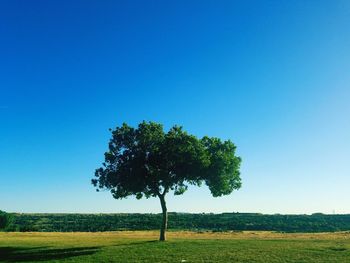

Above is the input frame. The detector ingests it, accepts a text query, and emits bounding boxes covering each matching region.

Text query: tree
[0,210,11,230]
[92,121,242,241]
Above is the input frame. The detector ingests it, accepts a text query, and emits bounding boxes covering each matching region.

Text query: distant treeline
[5,213,350,233]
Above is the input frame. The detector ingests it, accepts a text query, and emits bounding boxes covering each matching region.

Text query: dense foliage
[6,213,350,233]
[0,210,11,230]
[93,122,241,199]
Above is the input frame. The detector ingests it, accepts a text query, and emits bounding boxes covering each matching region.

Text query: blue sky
[1,1,349,214]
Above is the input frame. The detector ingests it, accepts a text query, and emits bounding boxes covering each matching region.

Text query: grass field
[0,231,349,262]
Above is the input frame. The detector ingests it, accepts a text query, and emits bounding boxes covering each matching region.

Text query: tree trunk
[159,194,168,241]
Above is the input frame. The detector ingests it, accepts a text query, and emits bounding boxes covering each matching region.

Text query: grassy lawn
[0,231,349,262]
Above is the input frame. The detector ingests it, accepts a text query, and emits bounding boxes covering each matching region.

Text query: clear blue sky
[1,1,349,214]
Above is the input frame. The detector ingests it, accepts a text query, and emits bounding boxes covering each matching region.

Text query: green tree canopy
[92,121,242,240]
[0,210,11,230]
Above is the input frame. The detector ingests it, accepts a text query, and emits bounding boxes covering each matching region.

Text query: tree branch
[161,187,168,196]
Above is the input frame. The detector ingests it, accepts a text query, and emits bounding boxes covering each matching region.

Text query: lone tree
[92,121,241,241]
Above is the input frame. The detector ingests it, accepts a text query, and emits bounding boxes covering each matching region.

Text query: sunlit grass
[1,231,349,262]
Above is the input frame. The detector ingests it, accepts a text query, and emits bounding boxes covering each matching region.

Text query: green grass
[0,231,349,262]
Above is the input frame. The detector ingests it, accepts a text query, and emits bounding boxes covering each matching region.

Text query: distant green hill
[6,212,350,233]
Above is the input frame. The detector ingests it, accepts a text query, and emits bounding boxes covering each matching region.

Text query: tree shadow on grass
[111,240,159,248]
[0,246,100,262]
